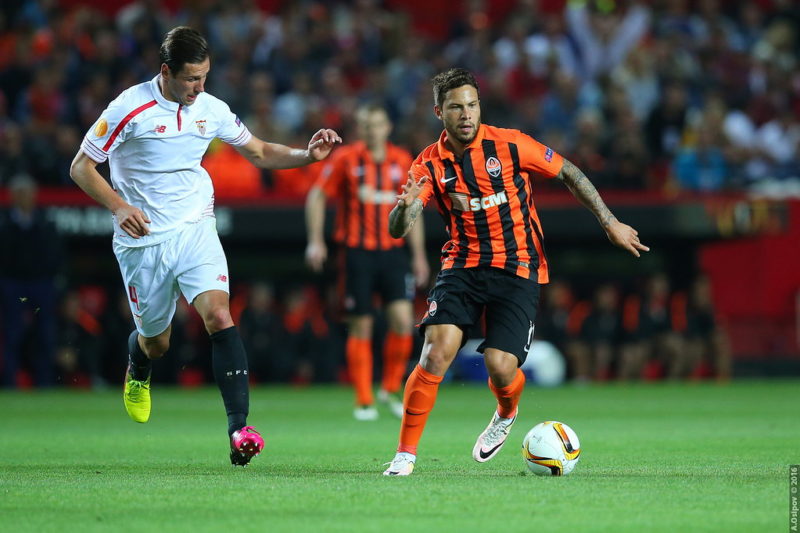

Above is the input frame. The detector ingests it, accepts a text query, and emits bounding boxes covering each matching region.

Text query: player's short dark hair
[356,102,389,117]
[432,68,480,107]
[159,26,209,74]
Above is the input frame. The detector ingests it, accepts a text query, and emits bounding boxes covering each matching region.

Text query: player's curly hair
[159,26,209,74]
[431,68,480,108]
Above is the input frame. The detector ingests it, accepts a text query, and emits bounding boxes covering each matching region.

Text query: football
[522,421,581,476]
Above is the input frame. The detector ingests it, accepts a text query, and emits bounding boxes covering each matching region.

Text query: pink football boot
[229,426,264,466]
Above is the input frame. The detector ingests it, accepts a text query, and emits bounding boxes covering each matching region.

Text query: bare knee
[202,307,234,334]
[484,349,519,387]
[418,325,462,376]
[386,301,413,335]
[348,315,373,339]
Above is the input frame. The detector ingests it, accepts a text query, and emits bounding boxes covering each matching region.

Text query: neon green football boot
[123,365,151,423]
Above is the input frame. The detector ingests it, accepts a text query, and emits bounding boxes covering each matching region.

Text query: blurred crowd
[0,0,789,387]
[536,273,731,383]
[0,176,730,388]
[0,0,798,197]
[0,267,731,389]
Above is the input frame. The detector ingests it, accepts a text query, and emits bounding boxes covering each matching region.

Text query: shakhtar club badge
[196,120,207,135]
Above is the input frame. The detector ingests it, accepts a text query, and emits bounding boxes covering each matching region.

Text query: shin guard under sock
[397,365,443,455]
[210,326,249,436]
[127,330,151,381]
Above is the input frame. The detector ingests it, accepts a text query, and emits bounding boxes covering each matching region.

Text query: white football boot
[472,410,517,462]
[383,452,416,476]
[353,405,379,421]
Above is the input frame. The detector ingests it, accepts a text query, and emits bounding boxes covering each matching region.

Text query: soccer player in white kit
[69,27,341,466]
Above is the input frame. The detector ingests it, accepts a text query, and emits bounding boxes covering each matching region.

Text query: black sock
[127,330,152,381]
[210,326,249,436]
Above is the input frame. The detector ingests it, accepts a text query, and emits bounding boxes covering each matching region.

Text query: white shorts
[113,218,229,337]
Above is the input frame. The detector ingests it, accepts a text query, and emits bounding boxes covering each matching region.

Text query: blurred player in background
[305,104,429,421]
[69,26,341,466]
[0,174,62,388]
[383,68,648,476]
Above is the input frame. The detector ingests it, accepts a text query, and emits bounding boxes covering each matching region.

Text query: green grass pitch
[0,380,796,532]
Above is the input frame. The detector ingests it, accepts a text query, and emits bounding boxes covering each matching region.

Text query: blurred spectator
[56,288,103,387]
[0,123,28,183]
[571,283,622,382]
[645,81,689,165]
[281,284,339,384]
[0,174,62,387]
[753,106,800,181]
[671,275,732,381]
[672,122,729,192]
[619,273,684,381]
[565,0,650,83]
[535,279,585,379]
[239,282,285,382]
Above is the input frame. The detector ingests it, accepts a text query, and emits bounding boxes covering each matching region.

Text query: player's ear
[433,105,442,120]
[160,63,171,80]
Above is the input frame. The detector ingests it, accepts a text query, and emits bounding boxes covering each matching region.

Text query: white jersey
[81,75,252,247]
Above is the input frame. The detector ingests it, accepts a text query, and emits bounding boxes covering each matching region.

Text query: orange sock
[381,332,413,393]
[488,368,525,418]
[397,365,443,455]
[346,337,373,406]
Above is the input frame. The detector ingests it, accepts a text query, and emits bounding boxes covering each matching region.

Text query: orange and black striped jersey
[413,124,564,283]
[316,141,413,250]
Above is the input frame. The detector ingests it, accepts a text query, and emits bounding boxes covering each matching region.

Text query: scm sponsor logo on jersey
[469,191,508,212]
[358,185,396,205]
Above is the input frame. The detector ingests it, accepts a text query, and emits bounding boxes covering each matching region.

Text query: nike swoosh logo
[440,176,457,184]
[479,442,505,459]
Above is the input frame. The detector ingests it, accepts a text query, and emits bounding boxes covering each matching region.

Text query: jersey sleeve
[516,131,564,179]
[410,158,435,207]
[80,97,138,163]
[214,101,252,147]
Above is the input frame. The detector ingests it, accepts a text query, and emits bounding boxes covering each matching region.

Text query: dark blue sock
[127,330,151,381]
[210,326,249,436]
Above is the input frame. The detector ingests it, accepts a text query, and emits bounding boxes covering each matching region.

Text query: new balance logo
[217,274,228,282]
[154,125,167,133]
[469,191,508,211]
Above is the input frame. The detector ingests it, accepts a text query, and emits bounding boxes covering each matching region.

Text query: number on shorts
[128,285,140,311]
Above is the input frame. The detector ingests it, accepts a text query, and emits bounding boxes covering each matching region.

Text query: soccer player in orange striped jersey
[383,68,648,476]
[305,104,430,421]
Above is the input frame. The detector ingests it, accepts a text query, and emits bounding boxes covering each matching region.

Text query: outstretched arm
[388,172,428,239]
[556,158,650,257]
[235,128,342,169]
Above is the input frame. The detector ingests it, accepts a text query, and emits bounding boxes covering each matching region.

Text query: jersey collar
[437,123,486,161]
[150,74,181,110]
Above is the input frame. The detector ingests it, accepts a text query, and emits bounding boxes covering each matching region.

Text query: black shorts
[341,247,415,315]
[419,267,540,365]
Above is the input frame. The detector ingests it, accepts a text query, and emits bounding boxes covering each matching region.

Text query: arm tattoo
[389,198,424,238]
[556,158,617,228]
